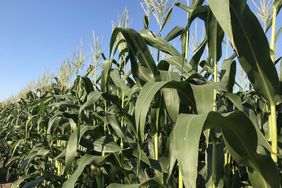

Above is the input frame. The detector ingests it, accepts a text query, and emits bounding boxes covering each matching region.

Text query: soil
[0,183,11,188]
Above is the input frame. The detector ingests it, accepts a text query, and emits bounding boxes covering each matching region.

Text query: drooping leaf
[189,40,207,71]
[205,8,224,61]
[106,112,125,138]
[79,91,102,113]
[110,69,130,95]
[220,59,236,92]
[101,60,113,92]
[110,28,157,80]
[160,71,180,122]
[208,0,234,47]
[93,136,122,153]
[190,83,215,113]
[159,56,195,76]
[209,0,280,103]
[175,2,193,14]
[164,26,184,42]
[140,29,182,57]
[168,111,280,188]
[135,80,218,142]
[224,92,243,111]
[62,154,108,188]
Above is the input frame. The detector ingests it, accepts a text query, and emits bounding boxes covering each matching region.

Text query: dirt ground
[0,183,11,188]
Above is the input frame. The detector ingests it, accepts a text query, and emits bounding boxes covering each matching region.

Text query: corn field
[0,0,282,187]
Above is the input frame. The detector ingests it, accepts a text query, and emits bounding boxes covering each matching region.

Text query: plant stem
[55,140,62,175]
[269,5,278,163]
[270,7,277,61]
[212,22,218,188]
[154,108,160,160]
[212,138,217,187]
[154,132,158,160]
[270,102,278,162]
[179,167,183,188]
[120,56,126,149]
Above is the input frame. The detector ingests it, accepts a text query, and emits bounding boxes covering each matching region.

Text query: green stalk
[270,7,277,61]
[179,167,183,188]
[154,108,160,160]
[102,87,107,157]
[120,56,126,149]
[120,90,125,149]
[211,78,217,188]
[212,136,217,187]
[212,23,218,188]
[55,140,62,175]
[270,102,278,162]
[154,132,158,160]
[269,6,278,163]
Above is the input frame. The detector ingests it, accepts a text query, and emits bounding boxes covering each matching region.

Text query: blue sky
[0,0,187,101]
[0,0,142,100]
[0,0,281,101]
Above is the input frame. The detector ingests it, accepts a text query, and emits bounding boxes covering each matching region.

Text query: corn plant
[0,0,282,187]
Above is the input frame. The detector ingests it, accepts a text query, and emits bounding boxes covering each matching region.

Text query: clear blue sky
[0,0,281,101]
[0,0,187,101]
[0,0,140,100]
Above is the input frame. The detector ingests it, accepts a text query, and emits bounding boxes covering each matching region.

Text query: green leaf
[224,92,243,111]
[275,26,282,44]
[143,15,149,29]
[93,136,122,153]
[140,29,182,57]
[79,91,102,114]
[205,8,224,61]
[160,7,173,32]
[220,59,236,92]
[64,118,79,172]
[110,69,130,95]
[22,174,50,188]
[208,0,234,48]
[159,56,195,76]
[107,179,162,188]
[175,2,193,14]
[106,112,125,139]
[187,5,208,28]
[138,66,155,82]
[169,113,206,188]
[190,83,216,113]
[160,71,180,122]
[209,0,280,103]
[169,111,280,188]
[107,184,140,188]
[47,116,62,141]
[273,0,282,13]
[164,26,184,42]
[135,82,168,143]
[111,28,157,79]
[62,154,108,188]
[135,80,217,142]
[189,40,207,71]
[101,60,112,92]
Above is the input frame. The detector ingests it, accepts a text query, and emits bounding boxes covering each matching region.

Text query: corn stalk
[269,2,278,162]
